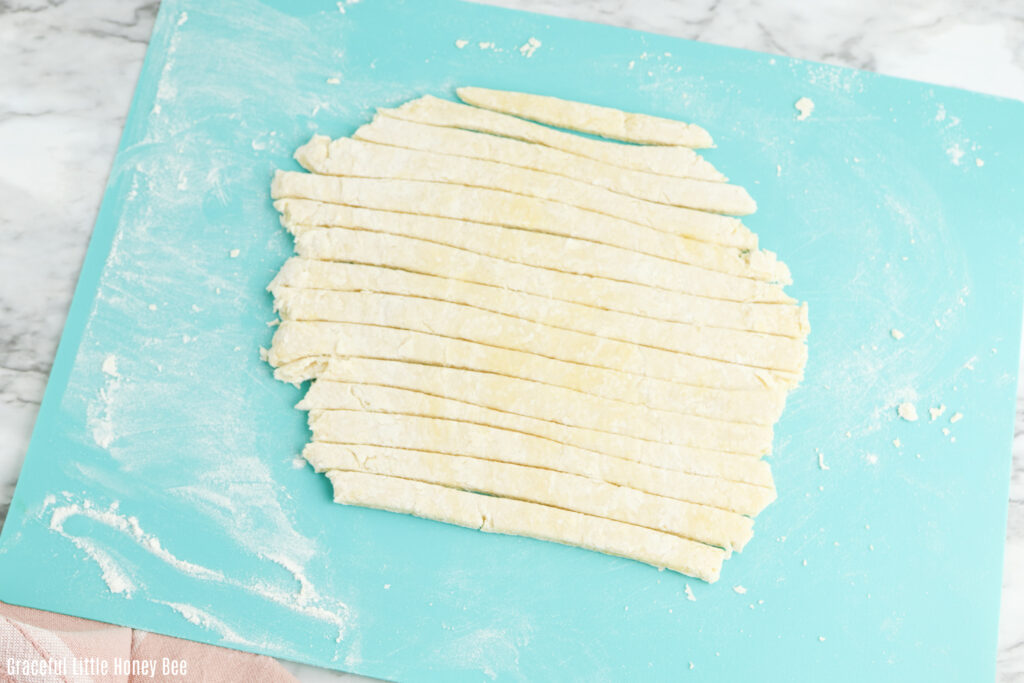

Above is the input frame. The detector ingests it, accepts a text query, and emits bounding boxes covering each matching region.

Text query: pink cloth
[0,601,297,683]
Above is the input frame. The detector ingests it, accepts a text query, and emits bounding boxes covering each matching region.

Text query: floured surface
[0,0,1022,682]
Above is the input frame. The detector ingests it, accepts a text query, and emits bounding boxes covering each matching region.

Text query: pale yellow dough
[354,116,741,221]
[385,95,718,179]
[308,423,753,551]
[263,89,811,581]
[271,285,807,374]
[326,471,726,582]
[456,86,715,148]
[271,171,790,285]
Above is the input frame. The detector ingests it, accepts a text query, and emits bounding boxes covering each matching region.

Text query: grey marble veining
[0,1,1021,680]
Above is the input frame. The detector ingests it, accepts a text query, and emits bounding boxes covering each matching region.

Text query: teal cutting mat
[1,0,1022,680]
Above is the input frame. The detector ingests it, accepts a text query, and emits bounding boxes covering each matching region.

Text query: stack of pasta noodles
[266,87,808,583]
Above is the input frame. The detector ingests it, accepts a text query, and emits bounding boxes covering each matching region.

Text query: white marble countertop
[0,1,1021,680]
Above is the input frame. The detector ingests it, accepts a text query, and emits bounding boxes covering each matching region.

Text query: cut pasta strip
[325,470,726,582]
[306,440,772,516]
[282,218,794,307]
[299,134,755,222]
[301,369,772,455]
[271,267,804,374]
[384,96,719,180]
[354,116,747,225]
[457,86,715,148]
[309,423,754,550]
[275,235,807,335]
[271,171,789,284]
[299,357,778,427]
[268,320,800,392]
[266,320,786,427]
[273,287,806,379]
[302,384,774,487]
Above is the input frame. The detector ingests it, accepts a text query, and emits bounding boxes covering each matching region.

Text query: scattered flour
[865,453,879,465]
[946,143,965,166]
[795,97,815,121]
[455,39,468,49]
[733,585,747,595]
[685,584,696,602]
[157,602,249,645]
[101,355,119,378]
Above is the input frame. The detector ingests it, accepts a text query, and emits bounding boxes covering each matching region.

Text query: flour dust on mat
[265,87,810,583]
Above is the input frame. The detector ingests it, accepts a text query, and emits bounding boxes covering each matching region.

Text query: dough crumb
[384,584,391,590]
[478,41,495,50]
[291,457,306,469]
[795,97,815,121]
[844,431,852,438]
[929,404,946,421]
[259,347,269,361]
[892,438,901,448]
[897,402,918,422]
[148,303,158,311]
[229,249,240,258]
[518,37,541,58]
[733,585,747,595]
[942,427,951,436]
[817,451,829,470]
[890,328,904,340]
[326,77,340,84]
[950,412,963,423]
[865,453,879,465]
[818,636,826,642]
[101,355,119,378]
[685,584,696,602]
[454,39,468,49]
[975,158,985,167]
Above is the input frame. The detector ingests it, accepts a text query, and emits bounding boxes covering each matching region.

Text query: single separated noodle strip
[384,96,721,180]
[271,172,789,285]
[354,116,749,225]
[307,418,754,551]
[299,134,755,221]
[457,86,715,148]
[325,470,726,582]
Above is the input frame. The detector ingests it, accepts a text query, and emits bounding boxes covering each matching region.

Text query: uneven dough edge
[455,87,715,148]
[325,470,725,582]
